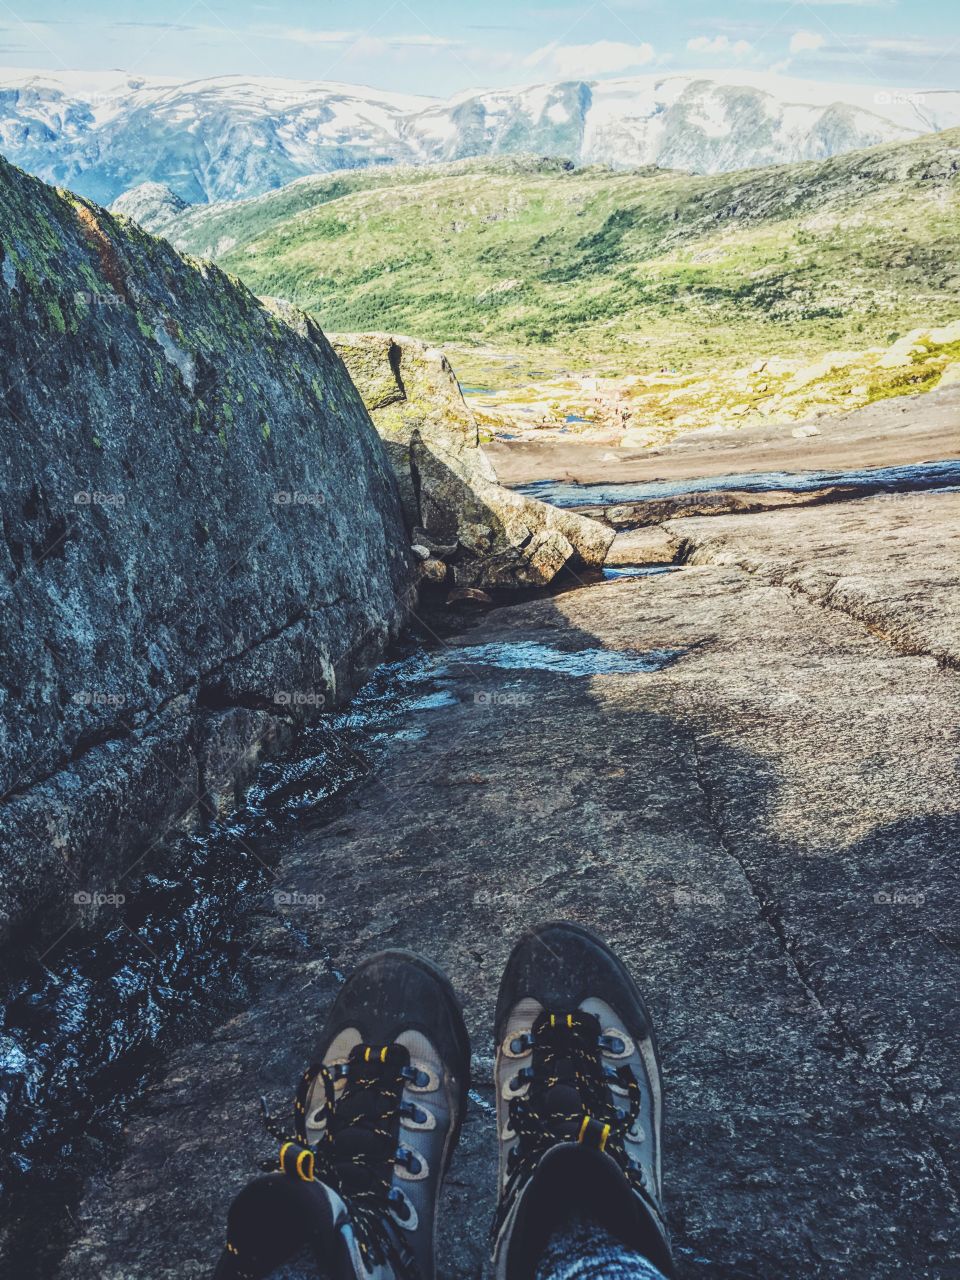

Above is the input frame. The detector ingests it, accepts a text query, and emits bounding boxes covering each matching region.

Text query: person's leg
[534,1219,670,1280]
[213,950,470,1280]
[491,922,675,1280]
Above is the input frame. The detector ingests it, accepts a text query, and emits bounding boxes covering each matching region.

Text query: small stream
[603,565,679,580]
[514,457,960,507]
[0,644,453,1271]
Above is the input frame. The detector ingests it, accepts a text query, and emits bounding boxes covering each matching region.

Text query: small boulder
[606,527,679,566]
[420,558,448,585]
[411,527,459,559]
[458,522,494,555]
[411,432,613,589]
[445,587,494,608]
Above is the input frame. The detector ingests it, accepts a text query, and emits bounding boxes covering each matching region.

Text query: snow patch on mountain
[2,65,959,205]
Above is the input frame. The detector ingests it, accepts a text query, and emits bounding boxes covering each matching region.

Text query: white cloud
[867,37,944,56]
[687,35,754,58]
[255,27,357,46]
[383,34,463,49]
[255,26,460,50]
[526,39,656,78]
[789,30,827,54]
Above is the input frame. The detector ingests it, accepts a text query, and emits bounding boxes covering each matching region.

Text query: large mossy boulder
[332,333,614,588]
[0,157,413,943]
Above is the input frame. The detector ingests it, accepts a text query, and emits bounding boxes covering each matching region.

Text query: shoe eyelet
[402,1062,439,1092]
[400,1101,436,1131]
[599,1028,635,1059]
[618,1109,646,1144]
[324,1059,350,1089]
[395,1145,429,1181]
[502,1067,533,1100]
[603,1066,629,1096]
[502,1030,534,1058]
[387,1187,419,1230]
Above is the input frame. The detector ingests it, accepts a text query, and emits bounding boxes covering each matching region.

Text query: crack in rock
[689,728,960,1211]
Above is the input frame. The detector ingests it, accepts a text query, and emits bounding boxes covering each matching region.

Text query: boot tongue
[531,1011,603,1141]
[330,1044,409,1195]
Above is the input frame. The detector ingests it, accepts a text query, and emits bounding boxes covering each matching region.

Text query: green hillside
[160,134,960,374]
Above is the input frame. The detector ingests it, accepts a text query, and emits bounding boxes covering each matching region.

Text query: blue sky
[1,0,958,96]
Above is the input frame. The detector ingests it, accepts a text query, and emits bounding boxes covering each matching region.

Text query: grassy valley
[156,133,960,438]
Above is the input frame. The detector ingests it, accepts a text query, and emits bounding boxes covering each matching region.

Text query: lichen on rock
[0,156,413,945]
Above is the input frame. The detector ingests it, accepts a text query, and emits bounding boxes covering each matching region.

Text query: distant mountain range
[2,66,960,204]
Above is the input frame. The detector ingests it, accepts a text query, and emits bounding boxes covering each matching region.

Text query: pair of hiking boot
[214,922,674,1280]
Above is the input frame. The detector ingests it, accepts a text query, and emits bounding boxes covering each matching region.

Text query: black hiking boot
[214,950,470,1280]
[491,922,674,1280]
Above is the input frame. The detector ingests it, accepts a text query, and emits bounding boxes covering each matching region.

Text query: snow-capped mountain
[2,65,959,204]
[0,70,432,203]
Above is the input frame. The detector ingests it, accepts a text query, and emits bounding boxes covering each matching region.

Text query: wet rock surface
[57,492,959,1279]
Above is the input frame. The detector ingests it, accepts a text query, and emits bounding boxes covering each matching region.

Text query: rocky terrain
[0,158,614,956]
[5,67,959,204]
[485,382,960,489]
[55,482,960,1279]
[0,165,624,1274]
[461,323,960,447]
[0,155,419,948]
